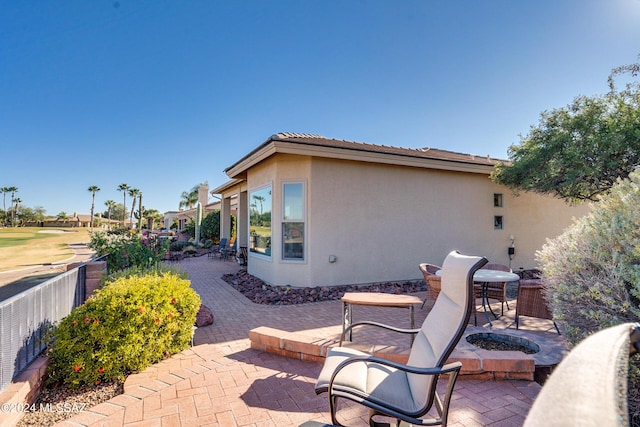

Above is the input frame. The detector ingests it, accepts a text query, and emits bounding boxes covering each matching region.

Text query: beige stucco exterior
[213,134,591,288]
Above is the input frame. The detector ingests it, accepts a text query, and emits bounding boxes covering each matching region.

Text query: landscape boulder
[196,304,214,327]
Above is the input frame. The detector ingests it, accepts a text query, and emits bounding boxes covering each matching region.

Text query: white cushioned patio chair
[315,251,487,427]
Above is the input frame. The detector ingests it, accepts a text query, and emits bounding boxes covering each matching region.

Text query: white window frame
[281,180,306,262]
[248,183,273,260]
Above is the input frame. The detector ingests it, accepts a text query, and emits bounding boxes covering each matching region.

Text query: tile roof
[268,132,504,166]
[223,132,507,179]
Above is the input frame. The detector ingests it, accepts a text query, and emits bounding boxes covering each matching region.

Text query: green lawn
[0,227,91,272]
[0,230,52,247]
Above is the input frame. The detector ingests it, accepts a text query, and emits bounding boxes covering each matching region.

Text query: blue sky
[1,0,639,217]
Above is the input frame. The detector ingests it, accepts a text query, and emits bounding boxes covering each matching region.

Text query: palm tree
[128,188,140,229]
[7,186,18,226]
[105,200,116,230]
[88,185,100,230]
[57,211,69,223]
[1,186,9,212]
[179,184,201,210]
[144,208,163,230]
[12,197,21,226]
[117,183,130,227]
[0,187,9,226]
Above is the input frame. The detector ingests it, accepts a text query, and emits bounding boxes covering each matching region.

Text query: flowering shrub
[90,230,168,272]
[46,271,201,388]
[538,169,640,424]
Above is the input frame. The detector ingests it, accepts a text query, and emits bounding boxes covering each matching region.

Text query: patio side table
[341,292,423,344]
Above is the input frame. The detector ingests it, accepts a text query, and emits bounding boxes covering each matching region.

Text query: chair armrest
[340,321,420,345]
[329,354,462,390]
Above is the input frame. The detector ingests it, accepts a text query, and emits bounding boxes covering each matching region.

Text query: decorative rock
[221,270,428,305]
[195,304,214,326]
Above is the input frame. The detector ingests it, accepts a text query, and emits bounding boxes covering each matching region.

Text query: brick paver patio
[55,256,544,427]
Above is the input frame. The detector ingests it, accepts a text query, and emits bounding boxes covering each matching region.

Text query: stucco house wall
[213,133,591,288]
[307,157,586,285]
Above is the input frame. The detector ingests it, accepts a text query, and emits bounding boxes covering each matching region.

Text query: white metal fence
[0,266,86,393]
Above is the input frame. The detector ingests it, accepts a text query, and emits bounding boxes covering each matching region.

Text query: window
[494,193,503,207]
[249,185,272,256]
[494,215,503,230]
[282,182,305,260]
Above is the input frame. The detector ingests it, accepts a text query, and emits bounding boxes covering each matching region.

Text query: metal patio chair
[515,279,560,334]
[314,251,487,427]
[418,262,441,309]
[211,237,227,259]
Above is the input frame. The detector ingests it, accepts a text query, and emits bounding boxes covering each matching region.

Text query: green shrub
[46,271,201,388]
[538,169,640,424]
[90,230,168,272]
[182,245,198,255]
[101,263,185,287]
[169,240,191,252]
[184,210,236,242]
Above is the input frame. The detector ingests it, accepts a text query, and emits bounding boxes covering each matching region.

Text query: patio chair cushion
[316,347,420,413]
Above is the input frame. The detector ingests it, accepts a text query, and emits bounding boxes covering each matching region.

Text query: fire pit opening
[466,332,540,355]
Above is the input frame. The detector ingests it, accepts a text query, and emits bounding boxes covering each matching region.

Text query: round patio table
[436,269,520,326]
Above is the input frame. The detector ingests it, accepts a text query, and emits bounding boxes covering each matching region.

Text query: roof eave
[224,139,497,177]
[210,179,245,195]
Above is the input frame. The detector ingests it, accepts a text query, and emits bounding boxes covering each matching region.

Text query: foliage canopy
[538,170,640,423]
[492,57,640,203]
[46,270,200,388]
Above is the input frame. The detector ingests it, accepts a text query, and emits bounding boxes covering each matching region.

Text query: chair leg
[329,395,344,427]
[369,421,393,427]
[368,409,394,427]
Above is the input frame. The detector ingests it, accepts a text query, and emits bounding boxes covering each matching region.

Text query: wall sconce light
[508,235,516,259]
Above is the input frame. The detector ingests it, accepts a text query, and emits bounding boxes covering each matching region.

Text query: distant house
[212,132,591,288]
[163,184,238,231]
[23,213,115,228]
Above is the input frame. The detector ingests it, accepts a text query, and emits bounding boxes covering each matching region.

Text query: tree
[57,212,69,223]
[538,170,640,423]
[128,188,140,229]
[104,200,116,229]
[16,206,41,225]
[33,206,46,223]
[200,210,221,242]
[491,56,640,203]
[117,183,130,227]
[7,186,18,226]
[144,208,163,230]
[184,210,235,242]
[0,187,9,225]
[12,196,21,226]
[103,202,125,229]
[179,184,203,210]
[88,185,100,229]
